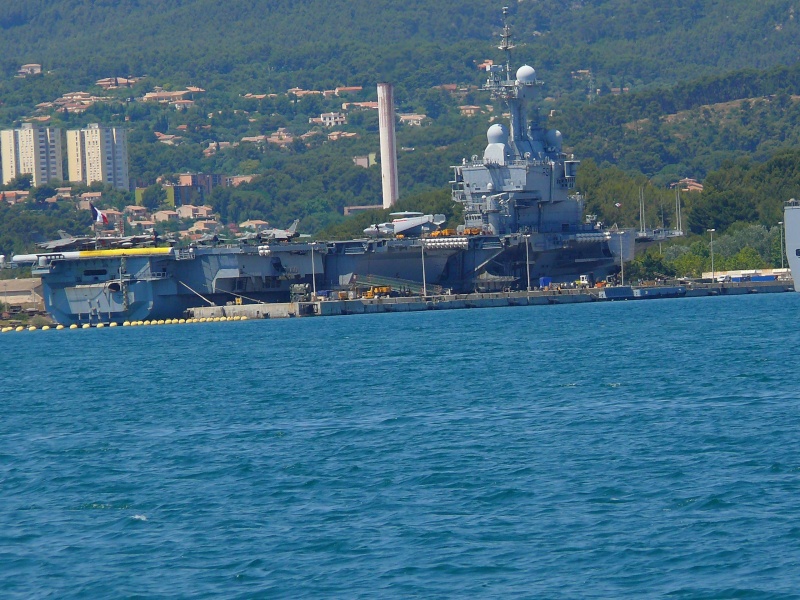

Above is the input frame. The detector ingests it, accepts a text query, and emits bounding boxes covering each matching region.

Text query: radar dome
[545,129,562,150]
[516,65,536,84]
[487,123,508,145]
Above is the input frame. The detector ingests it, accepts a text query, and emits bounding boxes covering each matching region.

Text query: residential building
[328,131,358,141]
[1,123,63,187]
[398,113,427,126]
[66,124,129,190]
[101,209,124,225]
[459,105,482,117]
[153,210,179,222]
[0,190,30,204]
[225,175,255,187]
[176,204,214,220]
[309,112,346,127]
[352,153,376,168]
[124,205,149,219]
[335,86,363,95]
[179,173,223,198]
[672,178,704,193]
[341,101,379,111]
[17,63,42,77]
[189,219,220,233]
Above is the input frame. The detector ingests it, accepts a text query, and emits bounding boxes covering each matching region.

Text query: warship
[14,10,639,325]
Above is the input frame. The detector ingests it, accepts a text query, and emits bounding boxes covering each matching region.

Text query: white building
[67,123,129,190]
[1,124,63,187]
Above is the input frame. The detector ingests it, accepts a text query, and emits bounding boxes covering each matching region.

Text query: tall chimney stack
[377,82,399,209]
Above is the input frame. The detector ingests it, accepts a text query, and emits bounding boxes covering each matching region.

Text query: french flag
[90,202,109,225]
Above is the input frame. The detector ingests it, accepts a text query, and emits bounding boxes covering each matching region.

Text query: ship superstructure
[453,9,581,237]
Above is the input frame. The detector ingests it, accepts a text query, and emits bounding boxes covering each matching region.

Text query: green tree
[140,184,167,211]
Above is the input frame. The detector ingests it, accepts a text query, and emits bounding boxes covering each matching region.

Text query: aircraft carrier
[13,11,643,325]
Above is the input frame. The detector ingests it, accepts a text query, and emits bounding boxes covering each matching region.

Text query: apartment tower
[67,124,129,191]
[1,123,63,186]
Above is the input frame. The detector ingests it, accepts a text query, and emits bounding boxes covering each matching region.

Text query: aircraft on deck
[237,220,302,243]
[36,230,170,251]
[364,212,447,237]
[36,231,96,251]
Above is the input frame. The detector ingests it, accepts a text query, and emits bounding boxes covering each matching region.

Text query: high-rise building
[1,123,63,187]
[67,124,129,191]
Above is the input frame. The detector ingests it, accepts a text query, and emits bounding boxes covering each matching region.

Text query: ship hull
[32,232,635,324]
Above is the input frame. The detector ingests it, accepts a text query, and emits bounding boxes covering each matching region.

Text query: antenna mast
[499,6,515,81]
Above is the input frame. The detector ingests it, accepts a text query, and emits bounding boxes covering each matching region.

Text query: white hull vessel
[785,200,800,291]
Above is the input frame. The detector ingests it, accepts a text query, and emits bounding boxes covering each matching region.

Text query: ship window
[796,249,800,257]
[84,269,107,276]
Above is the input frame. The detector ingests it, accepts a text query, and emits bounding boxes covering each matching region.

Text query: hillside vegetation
[3,0,800,260]
[2,1,799,95]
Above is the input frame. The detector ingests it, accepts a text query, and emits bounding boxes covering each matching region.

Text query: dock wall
[187,280,793,320]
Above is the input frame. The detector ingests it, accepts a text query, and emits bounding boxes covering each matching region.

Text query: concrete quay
[186,279,794,320]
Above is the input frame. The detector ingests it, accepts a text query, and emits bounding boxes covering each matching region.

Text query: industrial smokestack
[377,82,399,209]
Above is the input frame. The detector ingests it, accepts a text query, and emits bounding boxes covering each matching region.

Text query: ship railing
[462,158,549,169]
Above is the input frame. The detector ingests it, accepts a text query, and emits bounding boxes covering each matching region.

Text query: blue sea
[2,293,800,598]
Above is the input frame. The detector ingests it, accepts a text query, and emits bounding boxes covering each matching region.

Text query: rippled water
[2,293,800,598]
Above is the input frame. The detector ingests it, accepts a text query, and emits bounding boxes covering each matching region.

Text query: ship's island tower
[451,7,581,236]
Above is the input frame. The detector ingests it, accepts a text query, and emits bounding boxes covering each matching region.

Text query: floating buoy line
[0,316,249,333]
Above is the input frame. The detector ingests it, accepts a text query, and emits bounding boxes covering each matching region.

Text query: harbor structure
[66,123,129,190]
[1,123,63,187]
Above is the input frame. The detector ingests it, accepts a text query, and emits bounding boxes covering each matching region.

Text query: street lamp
[420,241,427,297]
[707,228,716,281]
[525,234,531,292]
[310,243,317,298]
[779,221,784,269]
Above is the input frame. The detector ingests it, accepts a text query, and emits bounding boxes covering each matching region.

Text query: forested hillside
[2,1,799,96]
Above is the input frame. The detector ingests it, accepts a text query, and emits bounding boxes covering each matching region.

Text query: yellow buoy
[82,323,91,329]
[16,326,25,332]
[220,316,227,322]
[69,324,78,329]
[42,325,50,331]
[123,321,131,326]
[96,323,105,328]
[109,322,118,327]
[179,318,186,324]
[2,327,11,333]
[28,326,37,331]
[56,324,64,330]
[241,316,248,321]
[157,320,165,325]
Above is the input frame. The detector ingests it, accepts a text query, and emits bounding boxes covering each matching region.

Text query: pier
[187,279,794,320]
